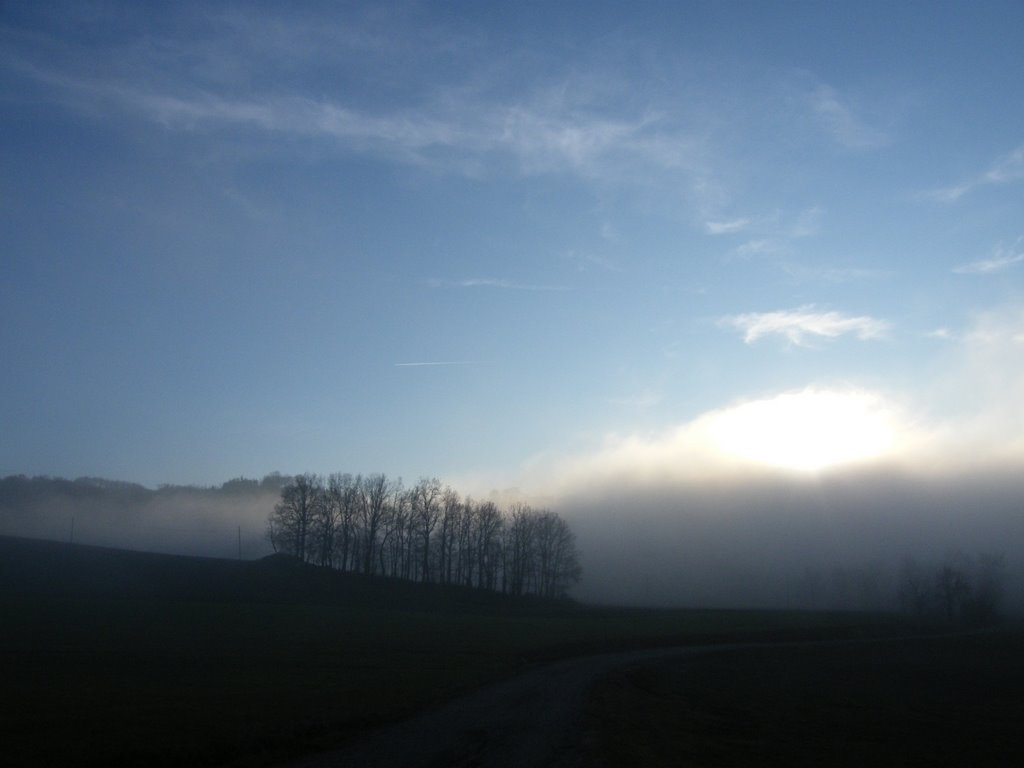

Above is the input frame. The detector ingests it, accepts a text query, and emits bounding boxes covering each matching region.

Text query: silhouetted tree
[326,473,359,572]
[504,503,536,596]
[266,473,322,561]
[437,486,461,584]
[475,500,503,590]
[358,473,393,575]
[455,497,477,586]
[380,483,411,578]
[313,478,342,567]
[411,477,442,582]
[534,510,582,598]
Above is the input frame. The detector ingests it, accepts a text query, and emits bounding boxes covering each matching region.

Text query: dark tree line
[266,473,582,599]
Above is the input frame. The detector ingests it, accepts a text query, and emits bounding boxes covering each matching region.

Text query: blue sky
[2,1,1023,491]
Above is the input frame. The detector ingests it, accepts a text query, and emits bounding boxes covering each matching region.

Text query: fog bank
[560,464,1024,612]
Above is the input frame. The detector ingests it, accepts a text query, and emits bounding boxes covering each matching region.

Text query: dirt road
[285,644,733,768]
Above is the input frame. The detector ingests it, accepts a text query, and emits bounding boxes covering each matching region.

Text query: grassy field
[583,630,1024,767]
[0,536,907,767]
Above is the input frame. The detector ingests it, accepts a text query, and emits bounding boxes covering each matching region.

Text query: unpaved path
[285,630,980,767]
[285,643,741,768]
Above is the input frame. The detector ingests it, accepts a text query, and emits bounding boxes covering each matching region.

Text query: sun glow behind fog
[703,389,899,472]
[528,387,917,495]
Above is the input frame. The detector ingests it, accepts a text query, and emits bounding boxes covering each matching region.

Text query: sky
[2,1,1023,498]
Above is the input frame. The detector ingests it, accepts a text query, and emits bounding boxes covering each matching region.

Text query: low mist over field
[4,462,1021,615]
[0,475,283,560]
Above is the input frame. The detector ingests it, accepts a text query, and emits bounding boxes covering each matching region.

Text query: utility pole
[237,526,242,560]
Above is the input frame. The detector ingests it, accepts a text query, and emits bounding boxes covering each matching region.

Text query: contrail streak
[394,361,473,367]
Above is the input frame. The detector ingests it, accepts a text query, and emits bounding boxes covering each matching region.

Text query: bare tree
[266,473,322,562]
[327,473,359,572]
[314,479,340,567]
[474,500,503,590]
[410,477,442,582]
[504,503,536,596]
[358,473,393,575]
[455,497,476,587]
[534,510,582,598]
[437,486,461,584]
[380,483,411,578]
[268,469,585,601]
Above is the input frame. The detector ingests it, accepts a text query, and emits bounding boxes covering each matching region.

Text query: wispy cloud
[809,84,889,150]
[733,238,779,257]
[12,51,712,188]
[953,237,1024,274]
[722,207,824,260]
[561,249,621,273]
[789,206,823,238]
[720,306,891,346]
[428,277,570,291]
[705,218,750,235]
[928,145,1024,202]
[781,263,890,284]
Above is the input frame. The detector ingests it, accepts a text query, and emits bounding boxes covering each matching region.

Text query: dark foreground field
[0,535,994,767]
[584,631,1024,767]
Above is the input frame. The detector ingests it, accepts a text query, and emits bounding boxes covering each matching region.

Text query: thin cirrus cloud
[704,218,751,235]
[928,145,1024,202]
[953,238,1024,274]
[14,56,709,185]
[781,263,890,285]
[722,207,823,260]
[720,306,891,346]
[808,84,889,150]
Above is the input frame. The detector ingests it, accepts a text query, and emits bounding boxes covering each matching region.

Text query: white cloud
[929,145,1024,202]
[722,207,823,259]
[705,218,750,235]
[809,84,889,150]
[733,238,778,257]
[983,145,1024,184]
[781,263,889,284]
[16,55,712,187]
[525,307,1024,496]
[789,205,824,238]
[924,306,1024,465]
[953,238,1024,274]
[720,306,891,346]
